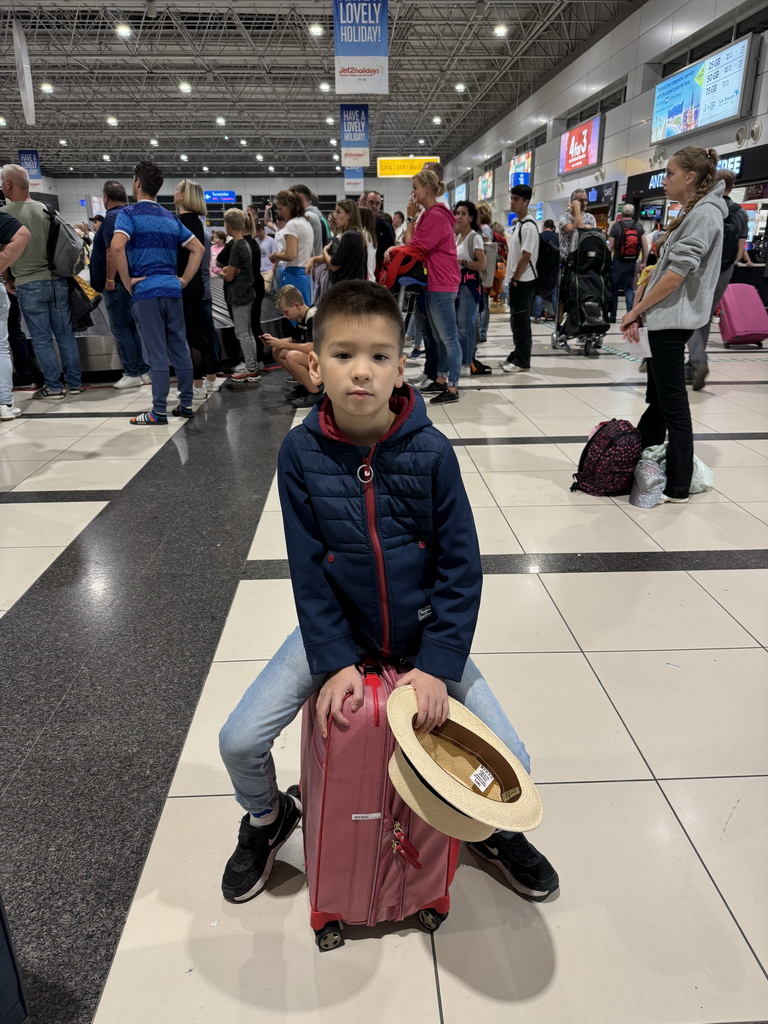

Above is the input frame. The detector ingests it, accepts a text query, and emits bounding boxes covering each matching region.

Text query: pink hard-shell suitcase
[718,284,768,347]
[299,661,461,951]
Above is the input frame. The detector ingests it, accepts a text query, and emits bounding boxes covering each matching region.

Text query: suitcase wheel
[418,908,448,933]
[758,341,764,349]
[315,921,344,952]
[723,342,731,348]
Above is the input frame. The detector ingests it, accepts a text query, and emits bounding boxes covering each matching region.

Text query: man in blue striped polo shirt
[110,160,204,424]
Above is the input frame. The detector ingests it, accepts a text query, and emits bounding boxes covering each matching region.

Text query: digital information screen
[558,116,602,176]
[650,36,755,145]
[509,151,532,188]
[477,171,494,201]
[454,183,467,203]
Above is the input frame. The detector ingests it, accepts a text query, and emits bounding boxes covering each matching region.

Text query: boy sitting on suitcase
[219,280,559,905]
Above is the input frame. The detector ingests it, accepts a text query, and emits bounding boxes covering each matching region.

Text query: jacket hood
[701,179,728,219]
[303,384,434,447]
[428,202,459,226]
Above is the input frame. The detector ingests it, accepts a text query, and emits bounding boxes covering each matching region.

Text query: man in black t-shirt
[608,204,648,321]
[0,208,32,418]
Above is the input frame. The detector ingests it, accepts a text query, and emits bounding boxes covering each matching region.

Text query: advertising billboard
[509,151,533,188]
[454,182,467,203]
[558,116,602,175]
[477,171,493,201]
[650,35,759,145]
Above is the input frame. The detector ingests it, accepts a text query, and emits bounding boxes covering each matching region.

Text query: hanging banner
[17,149,41,186]
[340,103,370,167]
[334,0,389,95]
[344,167,365,194]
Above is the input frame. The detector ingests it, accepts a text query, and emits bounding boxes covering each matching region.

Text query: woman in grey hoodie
[621,146,726,503]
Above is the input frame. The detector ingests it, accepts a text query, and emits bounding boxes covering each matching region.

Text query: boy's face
[309,314,406,421]
[278,301,302,322]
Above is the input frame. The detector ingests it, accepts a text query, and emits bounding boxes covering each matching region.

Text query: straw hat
[386,687,543,840]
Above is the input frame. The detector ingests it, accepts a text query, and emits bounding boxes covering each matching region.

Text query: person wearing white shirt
[502,185,539,373]
[269,190,314,304]
[393,211,406,244]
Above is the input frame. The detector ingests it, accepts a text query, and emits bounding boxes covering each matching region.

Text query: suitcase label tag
[352,812,382,821]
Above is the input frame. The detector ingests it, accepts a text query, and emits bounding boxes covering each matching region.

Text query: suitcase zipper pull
[393,821,422,863]
[363,663,382,726]
[391,838,422,870]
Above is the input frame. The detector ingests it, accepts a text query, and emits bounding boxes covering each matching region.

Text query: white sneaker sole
[229,798,302,904]
[469,845,557,902]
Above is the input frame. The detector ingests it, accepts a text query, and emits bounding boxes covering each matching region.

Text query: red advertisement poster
[559,115,602,175]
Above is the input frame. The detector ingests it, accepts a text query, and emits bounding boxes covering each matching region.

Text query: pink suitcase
[718,283,768,347]
[299,661,461,951]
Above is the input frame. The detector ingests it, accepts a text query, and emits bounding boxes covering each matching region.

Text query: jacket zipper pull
[363,663,381,726]
[356,444,376,485]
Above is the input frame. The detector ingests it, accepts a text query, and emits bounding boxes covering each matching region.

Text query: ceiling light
[409,153,414,158]
[102,154,111,161]
[539,117,548,123]
[107,116,118,126]
[335,165,341,171]
[59,139,67,145]
[268,165,275,172]
[332,153,339,160]
[455,83,466,92]
[178,81,192,94]
[493,24,508,36]
[0,117,7,127]
[115,23,132,38]
[319,82,331,92]
[149,138,158,146]
[309,23,324,36]
[325,116,334,124]
[256,153,264,161]
[202,165,209,171]
[215,116,226,126]
[224,135,229,140]
[240,139,247,146]
[180,154,188,161]
[418,138,425,144]
[329,138,338,145]
[40,82,54,93]
[69,166,73,171]
[432,116,442,124]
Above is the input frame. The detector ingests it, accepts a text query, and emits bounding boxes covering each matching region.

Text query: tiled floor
[3,319,768,1023]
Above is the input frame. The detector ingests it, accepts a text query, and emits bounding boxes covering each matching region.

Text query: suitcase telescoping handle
[362,661,383,726]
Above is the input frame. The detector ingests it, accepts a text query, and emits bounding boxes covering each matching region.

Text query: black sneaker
[222,790,302,904]
[285,384,308,402]
[421,380,447,394]
[290,389,323,408]
[692,364,709,391]
[468,831,559,902]
[430,389,459,405]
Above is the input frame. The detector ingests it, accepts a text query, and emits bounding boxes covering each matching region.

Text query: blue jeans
[413,292,438,382]
[610,259,637,320]
[131,297,193,416]
[0,284,11,406]
[282,266,312,305]
[534,287,558,319]
[104,284,149,378]
[219,626,531,816]
[425,290,462,387]
[456,285,480,366]
[478,291,491,342]
[16,278,82,391]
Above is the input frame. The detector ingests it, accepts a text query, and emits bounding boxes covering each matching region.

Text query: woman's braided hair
[658,146,718,249]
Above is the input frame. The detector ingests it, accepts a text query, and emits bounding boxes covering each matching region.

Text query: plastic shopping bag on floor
[641,444,714,494]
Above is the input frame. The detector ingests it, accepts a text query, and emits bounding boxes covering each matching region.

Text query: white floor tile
[483,470,610,506]
[0,545,65,609]
[688,439,768,468]
[53,432,176,460]
[741,501,768,525]
[738,438,768,458]
[460,472,496,507]
[662,776,768,967]
[92,798,442,1024]
[619,500,768,550]
[7,416,110,436]
[704,466,768,502]
[0,501,106,548]
[541,571,758,651]
[588,648,768,777]
[691,411,768,433]
[263,475,281,512]
[214,581,298,661]
[501,504,662,553]
[0,435,78,461]
[471,507,524,554]
[471,652,651,782]
[434,783,768,1024]
[520,415,603,437]
[247,510,288,560]
[688,569,768,646]
[0,460,50,491]
[472,575,578,654]
[12,458,149,492]
[466,444,574,473]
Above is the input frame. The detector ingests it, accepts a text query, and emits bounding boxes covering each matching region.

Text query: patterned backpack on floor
[571,419,643,496]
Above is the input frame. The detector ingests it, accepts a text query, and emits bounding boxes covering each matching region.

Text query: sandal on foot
[130,410,168,425]
[171,405,194,418]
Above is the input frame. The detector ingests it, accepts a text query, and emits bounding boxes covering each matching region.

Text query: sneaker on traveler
[204,377,223,394]
[221,789,302,904]
[502,362,528,374]
[230,362,246,374]
[460,365,472,378]
[67,386,82,395]
[409,348,422,359]
[286,384,308,402]
[0,403,22,420]
[468,831,559,902]
[113,374,143,390]
[430,389,459,405]
[639,359,648,374]
[230,371,262,384]
[140,373,152,385]
[692,364,709,391]
[192,385,208,401]
[658,494,690,504]
[13,380,38,391]
[32,387,65,400]
[290,389,323,408]
[284,376,298,386]
[420,380,447,394]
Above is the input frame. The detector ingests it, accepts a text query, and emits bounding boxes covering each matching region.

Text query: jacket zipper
[361,445,391,657]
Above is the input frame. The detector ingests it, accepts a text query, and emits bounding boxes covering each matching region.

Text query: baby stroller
[552,228,611,357]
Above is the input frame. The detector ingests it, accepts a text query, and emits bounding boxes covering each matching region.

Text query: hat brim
[387,687,543,833]
[388,746,495,841]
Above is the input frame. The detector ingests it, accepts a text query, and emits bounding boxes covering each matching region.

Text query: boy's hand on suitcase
[317,666,364,739]
[394,669,449,736]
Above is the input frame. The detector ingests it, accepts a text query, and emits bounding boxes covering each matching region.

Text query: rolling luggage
[552,228,611,356]
[718,283,768,348]
[299,661,460,952]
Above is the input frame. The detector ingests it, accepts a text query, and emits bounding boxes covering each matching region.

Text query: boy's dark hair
[133,160,164,198]
[543,218,555,229]
[314,281,405,354]
[510,184,533,202]
[103,179,127,203]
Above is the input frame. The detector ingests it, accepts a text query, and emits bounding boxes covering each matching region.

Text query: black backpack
[720,197,742,272]
[516,217,559,296]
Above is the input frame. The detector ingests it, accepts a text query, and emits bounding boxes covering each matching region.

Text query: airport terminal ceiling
[0,0,641,179]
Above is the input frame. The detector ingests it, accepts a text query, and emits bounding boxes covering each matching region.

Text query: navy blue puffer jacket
[277,386,482,680]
